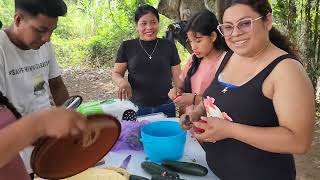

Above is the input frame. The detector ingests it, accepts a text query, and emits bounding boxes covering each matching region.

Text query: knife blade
[119,154,131,170]
[108,155,149,180]
[66,97,81,109]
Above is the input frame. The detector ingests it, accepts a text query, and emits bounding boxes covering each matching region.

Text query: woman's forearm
[171,65,183,88]
[112,72,126,87]
[0,116,40,167]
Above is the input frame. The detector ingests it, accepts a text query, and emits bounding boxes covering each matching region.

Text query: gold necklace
[139,39,159,60]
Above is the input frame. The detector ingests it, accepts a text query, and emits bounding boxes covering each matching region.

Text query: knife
[119,155,149,180]
[119,154,131,170]
[104,155,148,179]
[66,97,82,109]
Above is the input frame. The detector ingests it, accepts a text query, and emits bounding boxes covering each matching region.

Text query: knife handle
[129,174,150,180]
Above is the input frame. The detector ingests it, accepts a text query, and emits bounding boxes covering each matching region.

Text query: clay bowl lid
[31,114,121,179]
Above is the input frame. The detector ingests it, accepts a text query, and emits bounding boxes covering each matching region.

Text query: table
[102,118,220,180]
[35,117,220,180]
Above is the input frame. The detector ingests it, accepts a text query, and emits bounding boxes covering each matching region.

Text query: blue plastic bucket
[141,121,187,162]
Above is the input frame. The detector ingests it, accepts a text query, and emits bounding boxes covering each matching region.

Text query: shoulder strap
[0,91,21,119]
[260,54,297,77]
[253,54,298,86]
[213,51,233,81]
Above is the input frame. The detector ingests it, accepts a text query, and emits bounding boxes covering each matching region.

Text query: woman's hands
[179,110,204,130]
[192,116,233,143]
[112,63,132,100]
[180,110,234,143]
[173,93,194,107]
[168,87,194,107]
[168,87,182,100]
[117,79,132,100]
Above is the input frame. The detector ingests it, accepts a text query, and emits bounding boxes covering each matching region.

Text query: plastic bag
[111,120,149,152]
[77,99,138,121]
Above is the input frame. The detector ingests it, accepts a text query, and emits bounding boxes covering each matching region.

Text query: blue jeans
[137,99,176,117]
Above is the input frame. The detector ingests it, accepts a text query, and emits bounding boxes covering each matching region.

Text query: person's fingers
[176,88,183,95]
[193,120,207,129]
[127,88,131,98]
[126,89,132,99]
[121,88,127,100]
[117,89,122,100]
[74,116,87,132]
[70,127,80,136]
[222,112,233,121]
[200,116,208,121]
[181,124,192,130]
[168,90,175,100]
[179,114,187,121]
[179,115,192,130]
[204,138,216,143]
[173,96,182,103]
[193,129,211,141]
[193,131,205,140]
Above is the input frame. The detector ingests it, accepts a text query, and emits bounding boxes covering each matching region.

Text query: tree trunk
[304,0,317,87]
[158,0,217,21]
[314,0,320,88]
[287,0,297,42]
[158,0,180,20]
[314,0,319,60]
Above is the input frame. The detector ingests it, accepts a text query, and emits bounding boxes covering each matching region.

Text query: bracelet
[192,93,197,106]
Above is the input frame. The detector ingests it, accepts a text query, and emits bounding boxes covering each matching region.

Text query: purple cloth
[111,120,149,152]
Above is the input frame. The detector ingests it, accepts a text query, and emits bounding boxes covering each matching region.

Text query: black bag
[164,21,192,53]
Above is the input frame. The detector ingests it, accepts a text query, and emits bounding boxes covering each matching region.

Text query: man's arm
[49,76,69,106]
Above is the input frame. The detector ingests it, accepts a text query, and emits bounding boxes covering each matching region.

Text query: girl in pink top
[168,10,227,115]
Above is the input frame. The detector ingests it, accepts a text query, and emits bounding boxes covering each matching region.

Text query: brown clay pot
[31,114,121,179]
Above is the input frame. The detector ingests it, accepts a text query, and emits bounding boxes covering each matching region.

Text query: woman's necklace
[139,39,159,60]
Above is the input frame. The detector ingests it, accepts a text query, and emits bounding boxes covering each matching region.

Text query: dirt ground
[62,67,320,180]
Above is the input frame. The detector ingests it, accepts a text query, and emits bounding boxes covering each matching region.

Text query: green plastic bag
[77,99,138,121]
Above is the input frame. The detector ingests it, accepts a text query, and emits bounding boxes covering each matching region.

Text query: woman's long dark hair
[183,10,227,93]
[0,91,21,119]
[217,0,299,59]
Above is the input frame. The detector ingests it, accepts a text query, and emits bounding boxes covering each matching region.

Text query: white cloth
[0,30,61,173]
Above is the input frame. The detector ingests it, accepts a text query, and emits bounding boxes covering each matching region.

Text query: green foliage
[0,0,15,27]
[272,0,298,41]
[272,0,320,88]
[51,34,89,67]
[86,26,129,67]
[54,5,96,39]
[0,0,189,67]
[64,0,162,67]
